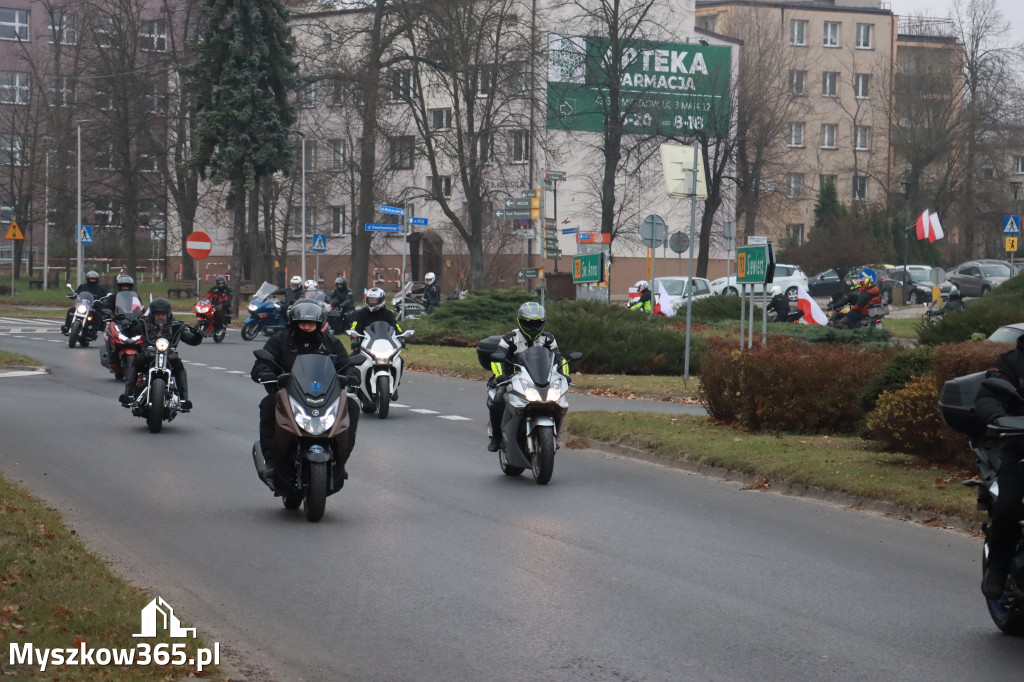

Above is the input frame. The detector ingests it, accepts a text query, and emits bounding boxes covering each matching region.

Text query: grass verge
[0,473,227,680]
[564,411,979,523]
[0,350,40,368]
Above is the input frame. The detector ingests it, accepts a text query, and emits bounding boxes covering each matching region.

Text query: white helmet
[770,286,782,297]
[364,287,386,312]
[634,280,649,291]
[289,275,302,287]
[424,272,436,285]
[303,279,318,291]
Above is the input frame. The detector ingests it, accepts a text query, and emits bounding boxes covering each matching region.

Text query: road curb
[565,431,981,535]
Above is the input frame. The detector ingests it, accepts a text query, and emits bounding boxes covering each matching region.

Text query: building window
[429,175,453,198]
[980,167,995,180]
[388,135,414,169]
[139,19,166,52]
[94,198,122,226]
[139,145,159,173]
[137,199,164,230]
[820,174,838,191]
[289,205,317,230]
[93,85,114,111]
[47,76,76,107]
[48,12,77,45]
[430,107,452,130]
[0,9,29,41]
[328,139,345,169]
[473,65,492,97]
[852,175,867,200]
[510,61,530,95]
[95,144,119,171]
[822,72,838,97]
[512,129,530,163]
[0,133,23,166]
[0,71,29,105]
[390,69,413,101]
[298,84,317,108]
[93,15,113,48]
[855,73,870,99]
[786,173,804,198]
[331,206,346,235]
[789,70,806,96]
[854,125,871,150]
[856,23,873,49]
[788,122,804,148]
[820,123,837,149]
[476,131,493,163]
[298,140,318,171]
[823,21,839,47]
[789,19,807,46]
[1015,156,1024,174]
[786,224,805,246]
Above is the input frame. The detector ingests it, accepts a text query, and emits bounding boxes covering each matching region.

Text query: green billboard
[546,34,732,137]
[573,253,604,283]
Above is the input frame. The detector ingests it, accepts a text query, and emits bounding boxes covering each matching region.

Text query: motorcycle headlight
[524,386,544,402]
[370,347,395,362]
[76,304,89,314]
[248,303,258,312]
[155,338,170,352]
[289,396,339,436]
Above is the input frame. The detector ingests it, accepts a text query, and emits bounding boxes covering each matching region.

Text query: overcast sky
[889,0,1023,39]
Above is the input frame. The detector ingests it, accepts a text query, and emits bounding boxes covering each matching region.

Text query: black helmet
[215,275,227,287]
[517,302,546,341]
[116,274,134,290]
[335,276,347,287]
[149,297,172,320]
[86,270,100,282]
[289,299,326,326]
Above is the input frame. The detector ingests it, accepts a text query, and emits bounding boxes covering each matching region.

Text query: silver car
[948,260,1013,297]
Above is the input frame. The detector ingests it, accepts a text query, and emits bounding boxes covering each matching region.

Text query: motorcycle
[100,290,145,381]
[241,281,289,341]
[939,372,1024,634]
[64,284,107,348]
[126,323,188,433]
[251,349,360,522]
[300,290,339,333]
[392,283,426,322]
[826,295,888,329]
[486,344,582,485]
[346,321,414,419]
[194,298,227,343]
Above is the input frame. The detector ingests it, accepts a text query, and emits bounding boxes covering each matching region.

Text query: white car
[650,276,714,311]
[710,264,809,301]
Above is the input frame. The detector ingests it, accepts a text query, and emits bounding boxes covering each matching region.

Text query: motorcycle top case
[938,371,986,437]
[476,335,502,372]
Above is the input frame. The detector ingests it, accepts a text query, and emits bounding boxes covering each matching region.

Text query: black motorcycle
[251,349,360,522]
[64,284,108,348]
[940,372,1024,634]
[126,323,188,433]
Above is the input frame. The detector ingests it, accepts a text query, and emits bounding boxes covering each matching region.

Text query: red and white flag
[928,212,944,242]
[916,209,930,241]
[653,281,676,317]
[796,288,828,325]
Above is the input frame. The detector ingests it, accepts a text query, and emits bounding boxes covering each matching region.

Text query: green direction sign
[736,244,775,284]
[572,252,603,283]
[547,34,732,137]
[496,209,531,219]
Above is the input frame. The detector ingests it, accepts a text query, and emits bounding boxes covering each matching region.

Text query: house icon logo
[133,597,197,638]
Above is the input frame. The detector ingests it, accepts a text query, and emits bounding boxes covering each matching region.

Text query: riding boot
[488,402,503,452]
[176,372,192,411]
[121,374,136,407]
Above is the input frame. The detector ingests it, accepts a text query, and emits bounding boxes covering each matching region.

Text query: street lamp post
[1012,181,1022,271]
[300,133,307,280]
[76,122,84,286]
[901,180,914,304]
[42,136,50,290]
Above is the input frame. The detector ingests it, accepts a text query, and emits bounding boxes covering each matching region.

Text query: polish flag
[653,281,676,317]
[916,209,930,241]
[928,212,944,242]
[796,288,828,325]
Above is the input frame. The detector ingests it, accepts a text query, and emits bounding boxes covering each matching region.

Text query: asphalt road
[1,321,1022,682]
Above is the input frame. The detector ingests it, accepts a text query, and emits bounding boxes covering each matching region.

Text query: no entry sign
[186,231,212,260]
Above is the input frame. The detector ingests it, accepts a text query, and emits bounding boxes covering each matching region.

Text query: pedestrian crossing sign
[78,225,93,244]
[311,233,327,253]
[1004,215,1021,235]
[4,220,23,240]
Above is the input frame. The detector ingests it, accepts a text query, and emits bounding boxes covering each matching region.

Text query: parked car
[651,276,714,311]
[988,323,1024,343]
[806,264,893,298]
[710,264,808,301]
[947,259,1013,297]
[880,265,953,305]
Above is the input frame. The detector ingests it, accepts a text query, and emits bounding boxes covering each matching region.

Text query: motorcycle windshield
[252,281,278,303]
[288,354,340,403]
[365,321,397,346]
[76,291,95,306]
[114,291,143,316]
[519,345,554,388]
[303,290,328,306]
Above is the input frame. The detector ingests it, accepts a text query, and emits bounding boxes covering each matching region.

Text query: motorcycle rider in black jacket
[118,298,203,411]
[410,272,442,314]
[349,287,402,349]
[974,337,1024,599]
[203,275,233,330]
[328,276,355,317]
[250,300,362,483]
[61,270,108,334]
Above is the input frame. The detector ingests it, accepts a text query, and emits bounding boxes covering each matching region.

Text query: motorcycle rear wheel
[532,426,556,485]
[376,376,390,419]
[304,461,328,522]
[68,320,82,348]
[984,548,1024,635]
[240,322,260,341]
[213,327,226,343]
[147,378,166,433]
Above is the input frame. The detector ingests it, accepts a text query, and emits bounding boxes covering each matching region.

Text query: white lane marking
[48,339,63,343]
[207,366,226,371]
[439,415,472,421]
[409,408,439,414]
[226,370,247,375]
[0,369,48,378]
[391,402,409,408]
[189,362,208,366]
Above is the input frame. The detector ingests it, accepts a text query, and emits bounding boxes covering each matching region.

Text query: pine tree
[813,178,846,231]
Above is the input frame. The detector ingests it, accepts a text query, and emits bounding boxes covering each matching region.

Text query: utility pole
[900,180,914,305]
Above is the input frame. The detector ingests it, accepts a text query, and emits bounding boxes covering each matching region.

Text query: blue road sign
[311,233,327,252]
[78,225,93,244]
[561,227,578,234]
[380,205,404,215]
[409,216,428,226]
[1004,215,1021,235]
[365,223,403,233]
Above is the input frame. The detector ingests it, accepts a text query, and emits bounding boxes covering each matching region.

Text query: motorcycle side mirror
[346,330,358,337]
[401,329,415,337]
[568,352,583,361]
[66,283,75,292]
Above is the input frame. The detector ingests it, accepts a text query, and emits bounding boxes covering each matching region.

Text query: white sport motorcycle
[346,321,414,419]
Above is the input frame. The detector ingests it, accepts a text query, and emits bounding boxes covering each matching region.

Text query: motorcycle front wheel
[68,320,82,348]
[147,378,166,433]
[984,548,1024,635]
[240,322,260,341]
[376,375,390,419]
[304,461,328,522]
[532,426,556,485]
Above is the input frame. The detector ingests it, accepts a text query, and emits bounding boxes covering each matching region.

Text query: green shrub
[757,322,891,346]
[685,295,742,323]
[406,289,538,345]
[859,345,934,413]
[865,375,973,468]
[698,336,895,433]
[918,275,1024,345]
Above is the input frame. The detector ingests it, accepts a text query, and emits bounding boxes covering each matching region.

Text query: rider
[118,297,203,411]
[840,275,881,329]
[250,300,361,484]
[487,302,570,452]
[411,272,442,314]
[350,287,402,350]
[767,285,802,323]
[328,276,355,318]
[280,275,304,310]
[628,280,652,313]
[974,336,1024,599]
[203,275,233,330]
[303,279,319,292]
[62,270,108,334]
[943,285,966,312]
